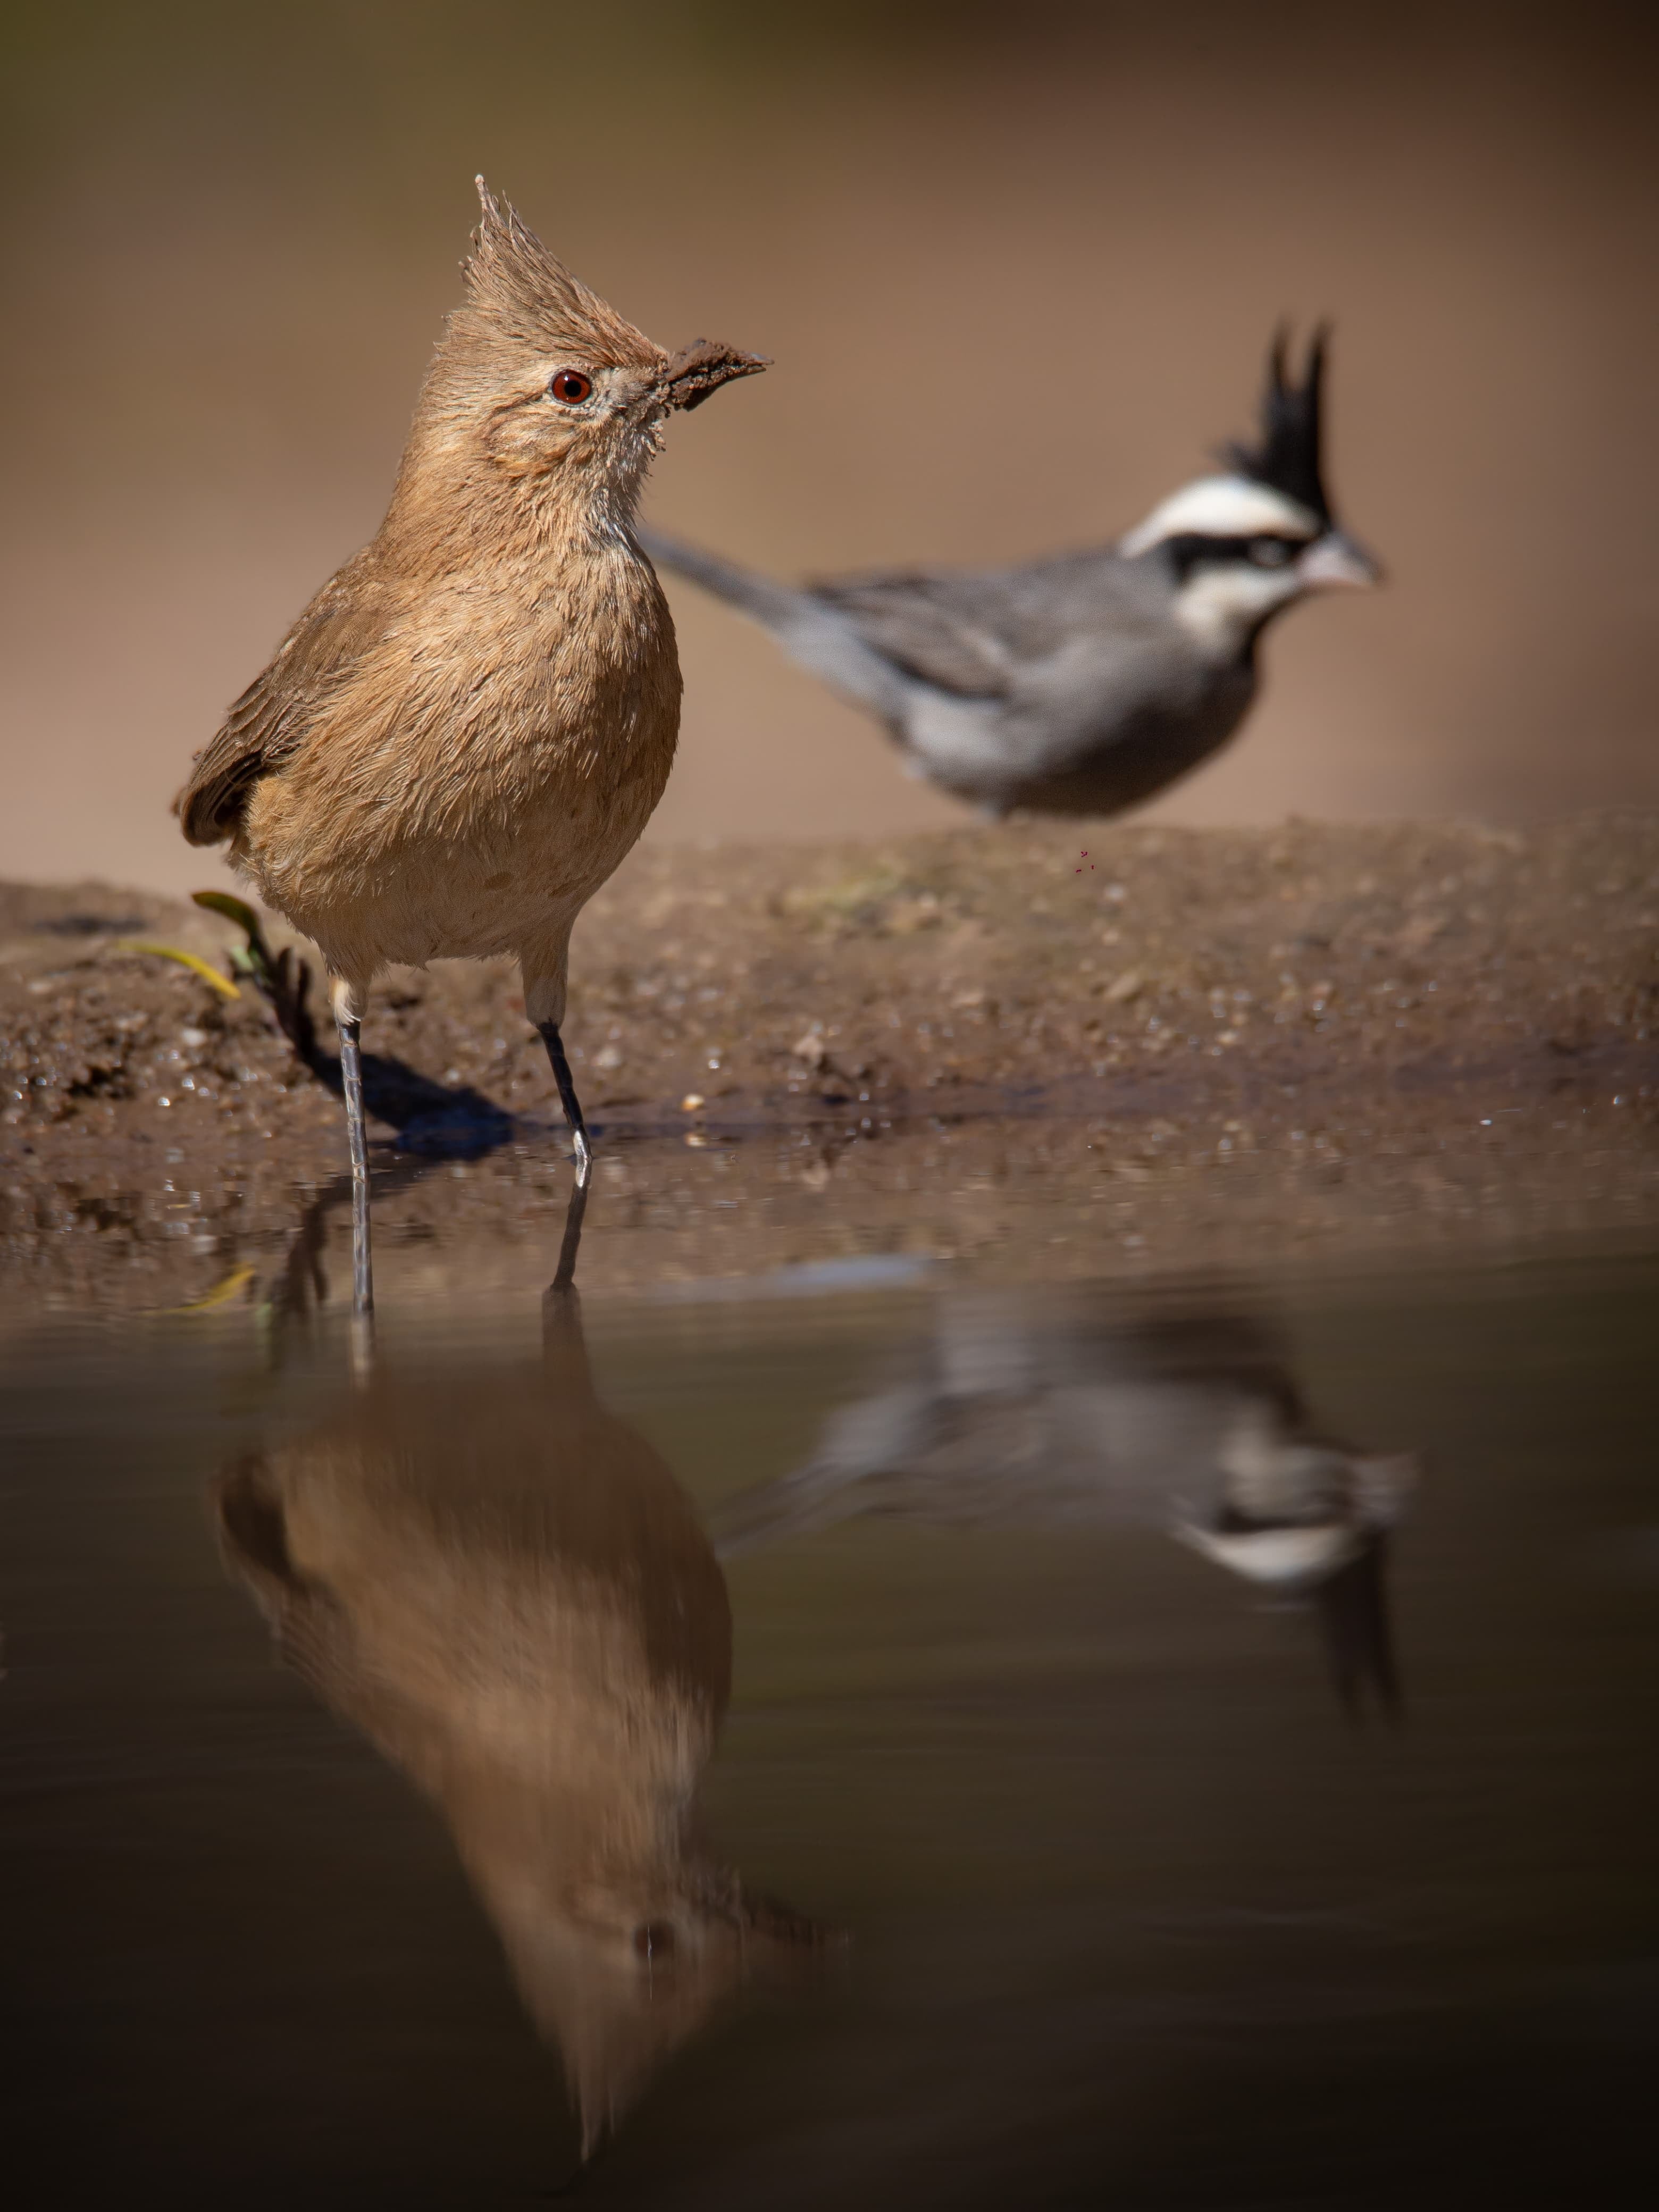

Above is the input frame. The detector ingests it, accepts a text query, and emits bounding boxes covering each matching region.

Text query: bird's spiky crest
[460,177,661,368]
[1224,325,1334,527]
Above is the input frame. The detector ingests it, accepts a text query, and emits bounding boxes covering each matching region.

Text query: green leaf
[191,889,262,933]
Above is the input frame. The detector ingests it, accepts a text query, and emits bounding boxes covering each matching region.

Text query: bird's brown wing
[174,554,392,846]
[808,572,1016,699]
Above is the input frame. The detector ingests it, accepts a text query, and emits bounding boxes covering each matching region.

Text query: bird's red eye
[548,371,592,405]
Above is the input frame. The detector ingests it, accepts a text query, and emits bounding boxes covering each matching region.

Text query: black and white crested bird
[640,329,1379,819]
[710,1293,1414,1720]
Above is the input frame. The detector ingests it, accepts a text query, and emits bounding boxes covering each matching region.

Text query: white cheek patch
[1172,564,1303,653]
[1119,473,1320,556]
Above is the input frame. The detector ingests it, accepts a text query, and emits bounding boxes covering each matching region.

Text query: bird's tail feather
[638,528,806,624]
[637,527,910,719]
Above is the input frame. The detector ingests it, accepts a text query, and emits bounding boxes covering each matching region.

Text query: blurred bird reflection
[717,1292,1416,1718]
[211,1197,823,2161]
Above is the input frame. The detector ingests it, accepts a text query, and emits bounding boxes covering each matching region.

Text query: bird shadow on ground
[212,894,523,1164]
[252,943,521,1162]
[308,1039,518,1162]
[228,929,579,1362]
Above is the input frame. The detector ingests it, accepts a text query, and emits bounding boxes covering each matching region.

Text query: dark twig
[191,889,321,1069]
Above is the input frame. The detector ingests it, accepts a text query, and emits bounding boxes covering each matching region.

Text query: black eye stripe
[1160,532,1305,582]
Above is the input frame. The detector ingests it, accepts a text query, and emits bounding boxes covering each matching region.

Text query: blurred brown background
[0,1,1653,896]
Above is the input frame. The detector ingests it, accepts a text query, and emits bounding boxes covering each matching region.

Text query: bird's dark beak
[1298,530,1383,590]
[661,340,769,412]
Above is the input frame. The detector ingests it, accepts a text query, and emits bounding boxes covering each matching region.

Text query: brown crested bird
[174,180,764,1307]
[213,1269,824,2160]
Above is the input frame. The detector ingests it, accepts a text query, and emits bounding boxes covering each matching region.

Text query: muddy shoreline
[3,815,1656,1311]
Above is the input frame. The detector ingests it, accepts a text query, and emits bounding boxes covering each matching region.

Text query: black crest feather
[1224,325,1334,526]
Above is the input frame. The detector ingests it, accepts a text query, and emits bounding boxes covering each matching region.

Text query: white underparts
[1171,563,1304,655]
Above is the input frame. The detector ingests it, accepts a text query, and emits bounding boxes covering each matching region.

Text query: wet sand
[2,813,1656,1311]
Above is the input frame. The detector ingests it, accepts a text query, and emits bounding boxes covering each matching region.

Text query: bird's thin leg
[551,1177,589,1289]
[334,1001,374,1317]
[537,1020,593,1189]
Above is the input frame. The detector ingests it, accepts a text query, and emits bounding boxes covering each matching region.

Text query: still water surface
[3,1224,1656,2207]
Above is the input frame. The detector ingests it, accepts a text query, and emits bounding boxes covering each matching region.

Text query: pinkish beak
[1298,531,1383,590]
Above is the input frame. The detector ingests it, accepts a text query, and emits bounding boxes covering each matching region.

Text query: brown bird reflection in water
[212,1241,824,2159]
[716,1294,1415,1720]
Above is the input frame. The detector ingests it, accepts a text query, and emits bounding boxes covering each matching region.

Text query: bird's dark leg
[333,1001,374,1318]
[537,1020,593,1189]
[551,1176,588,1289]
